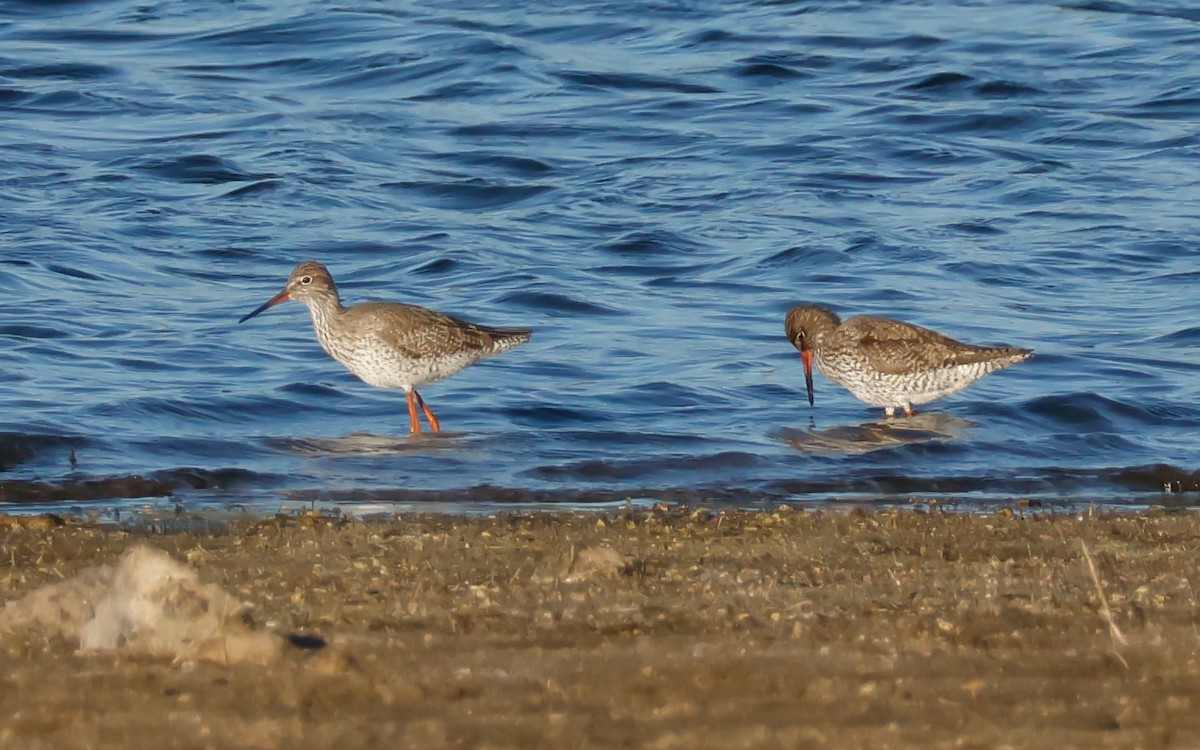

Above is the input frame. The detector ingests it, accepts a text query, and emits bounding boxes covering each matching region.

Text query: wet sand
[2,506,1200,749]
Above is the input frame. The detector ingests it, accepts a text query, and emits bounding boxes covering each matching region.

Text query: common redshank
[785,304,1030,417]
[239,261,531,434]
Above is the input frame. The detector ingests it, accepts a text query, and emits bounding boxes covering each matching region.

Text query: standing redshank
[785,304,1030,417]
[239,261,531,434]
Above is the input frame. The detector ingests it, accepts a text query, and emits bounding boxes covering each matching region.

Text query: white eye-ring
[300,275,313,285]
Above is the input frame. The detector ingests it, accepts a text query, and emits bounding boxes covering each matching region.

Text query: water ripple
[0,0,1197,512]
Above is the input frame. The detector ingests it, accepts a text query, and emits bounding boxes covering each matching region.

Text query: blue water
[2,0,1199,513]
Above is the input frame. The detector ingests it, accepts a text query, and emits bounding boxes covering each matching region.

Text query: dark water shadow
[0,468,262,504]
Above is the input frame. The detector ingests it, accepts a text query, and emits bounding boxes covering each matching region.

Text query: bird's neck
[304,293,346,331]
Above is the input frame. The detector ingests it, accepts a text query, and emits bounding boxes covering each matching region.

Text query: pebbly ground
[2,506,1200,749]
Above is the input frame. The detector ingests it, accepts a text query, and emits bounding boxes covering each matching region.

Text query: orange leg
[406,391,421,434]
[904,405,916,417]
[414,390,440,432]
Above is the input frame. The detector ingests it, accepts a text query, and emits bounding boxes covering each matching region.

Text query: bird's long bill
[801,349,815,407]
[238,289,290,324]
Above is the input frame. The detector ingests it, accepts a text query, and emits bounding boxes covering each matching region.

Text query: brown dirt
[3,506,1200,749]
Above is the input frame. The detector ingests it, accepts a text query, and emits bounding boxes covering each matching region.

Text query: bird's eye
[300,276,313,285]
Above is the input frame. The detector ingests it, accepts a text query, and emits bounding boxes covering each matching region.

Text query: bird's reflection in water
[779,412,972,455]
[268,431,469,457]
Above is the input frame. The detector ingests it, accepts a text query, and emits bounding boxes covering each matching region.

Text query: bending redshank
[239,261,531,434]
[785,304,1030,417]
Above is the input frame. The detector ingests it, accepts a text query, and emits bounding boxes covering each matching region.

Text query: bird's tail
[485,327,532,354]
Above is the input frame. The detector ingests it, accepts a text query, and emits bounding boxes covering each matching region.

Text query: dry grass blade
[1080,539,1128,669]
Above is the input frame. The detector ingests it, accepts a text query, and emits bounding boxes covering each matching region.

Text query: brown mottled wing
[841,316,1020,375]
[345,302,524,360]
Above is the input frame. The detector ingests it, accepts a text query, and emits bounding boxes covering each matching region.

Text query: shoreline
[2,459,1199,508]
[2,507,1199,748]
